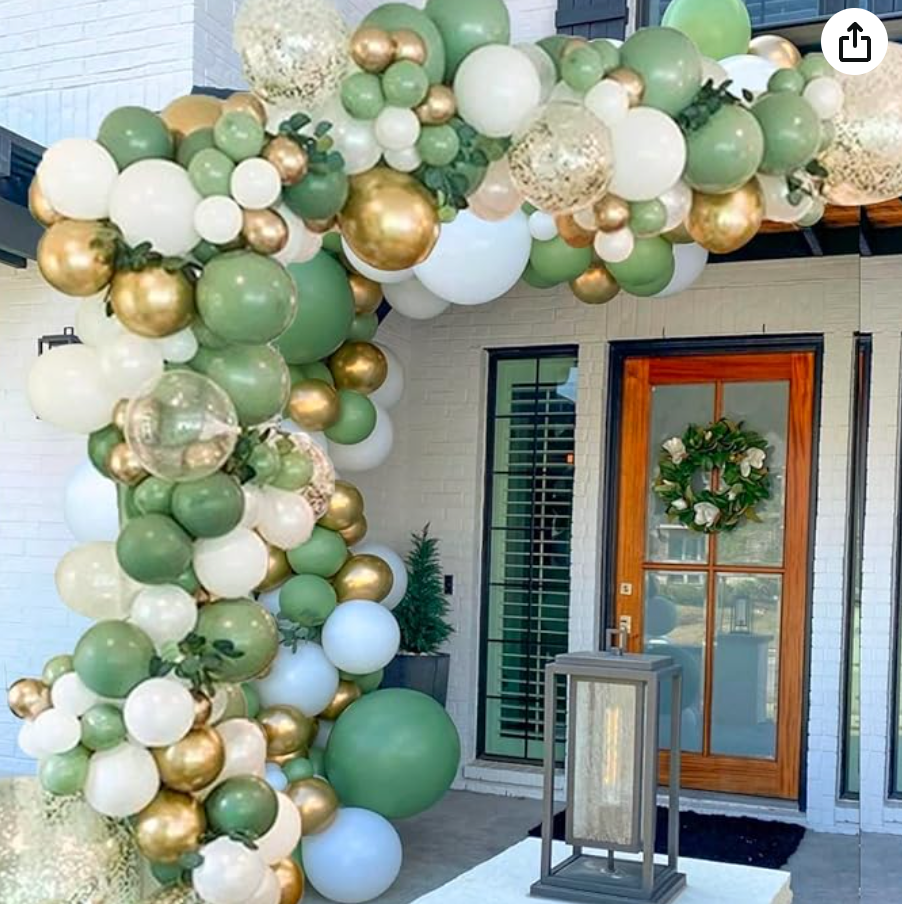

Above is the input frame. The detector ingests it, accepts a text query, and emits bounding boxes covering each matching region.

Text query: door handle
[606,623,630,656]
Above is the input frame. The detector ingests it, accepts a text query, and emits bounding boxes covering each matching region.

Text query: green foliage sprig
[278,113,346,175]
[109,237,200,279]
[277,616,320,652]
[675,79,751,134]
[150,632,245,697]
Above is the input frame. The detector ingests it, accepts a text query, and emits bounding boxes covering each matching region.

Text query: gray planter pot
[382,652,450,706]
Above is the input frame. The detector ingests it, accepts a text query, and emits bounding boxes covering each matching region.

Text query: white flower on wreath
[739,447,766,478]
[693,502,720,529]
[663,437,687,464]
[671,498,689,512]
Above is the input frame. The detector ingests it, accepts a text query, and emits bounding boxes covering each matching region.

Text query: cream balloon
[231,158,283,209]
[38,138,118,220]
[528,211,558,242]
[55,541,139,619]
[255,792,303,864]
[516,42,557,102]
[383,277,449,319]
[193,837,267,904]
[369,345,404,409]
[75,295,124,347]
[194,195,244,245]
[757,173,814,223]
[374,107,420,151]
[700,57,729,87]
[85,741,160,818]
[256,643,339,717]
[246,870,281,904]
[240,483,264,530]
[124,678,195,747]
[275,204,322,266]
[594,227,635,264]
[154,327,199,364]
[31,708,81,754]
[64,459,119,542]
[193,528,270,598]
[721,54,778,99]
[609,108,686,202]
[383,145,422,174]
[659,181,693,231]
[321,600,400,674]
[257,487,316,550]
[51,672,100,717]
[343,238,412,284]
[803,77,844,120]
[353,542,408,610]
[130,585,198,649]
[97,333,165,397]
[585,79,629,127]
[331,114,383,175]
[216,719,268,782]
[327,405,394,472]
[467,158,522,222]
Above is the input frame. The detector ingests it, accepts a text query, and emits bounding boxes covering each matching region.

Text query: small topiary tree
[394,525,453,654]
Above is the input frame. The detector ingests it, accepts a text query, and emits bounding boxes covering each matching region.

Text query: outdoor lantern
[532,640,686,904]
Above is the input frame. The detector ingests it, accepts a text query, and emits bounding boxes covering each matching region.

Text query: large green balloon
[521,264,560,290]
[277,253,355,365]
[279,574,337,626]
[196,599,279,681]
[192,344,290,426]
[425,0,510,79]
[326,689,461,819]
[324,391,377,445]
[287,526,348,578]
[171,472,245,538]
[74,621,155,698]
[752,93,821,176]
[40,746,90,796]
[117,514,193,584]
[607,237,675,297]
[363,3,446,84]
[530,237,592,284]
[98,106,173,168]
[662,0,751,60]
[206,777,278,838]
[685,106,765,194]
[619,27,702,116]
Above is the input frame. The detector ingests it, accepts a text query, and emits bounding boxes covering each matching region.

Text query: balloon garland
[9,0,898,901]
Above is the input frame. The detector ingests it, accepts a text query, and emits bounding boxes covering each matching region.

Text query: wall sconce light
[37,326,80,356]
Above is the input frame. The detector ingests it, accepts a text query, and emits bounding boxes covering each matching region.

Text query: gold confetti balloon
[143,887,203,904]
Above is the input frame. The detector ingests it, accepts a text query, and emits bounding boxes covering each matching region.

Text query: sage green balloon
[283,169,349,220]
[192,344,290,427]
[530,237,593,284]
[171,472,245,538]
[151,863,184,887]
[662,0,751,61]
[325,391,377,445]
[242,683,261,719]
[117,514,193,584]
[768,69,805,95]
[629,199,668,237]
[308,747,326,777]
[684,105,764,193]
[206,776,278,838]
[278,253,355,365]
[279,574,338,627]
[133,476,175,516]
[383,61,429,109]
[608,237,675,298]
[272,450,315,491]
[302,361,335,386]
[80,703,127,751]
[121,485,141,522]
[282,757,315,782]
[619,27,701,116]
[249,443,281,483]
[40,745,90,796]
[561,44,605,92]
[341,72,385,120]
[287,526,349,577]
[521,264,560,290]
[799,52,832,82]
[322,231,344,255]
[196,599,279,681]
[591,39,621,74]
[213,111,265,162]
[175,564,201,595]
[188,147,235,197]
[88,424,123,477]
[192,240,222,265]
[753,93,821,175]
[536,35,569,75]
[363,3,446,84]
[74,621,155,698]
[342,669,384,694]
[98,106,173,168]
[417,125,460,167]
[348,312,379,342]
[193,319,230,349]
[176,127,216,167]
[424,0,510,79]
[42,654,74,688]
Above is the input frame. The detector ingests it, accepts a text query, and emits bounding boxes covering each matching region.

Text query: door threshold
[661,788,806,826]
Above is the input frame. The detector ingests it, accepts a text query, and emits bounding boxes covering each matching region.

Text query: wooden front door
[614,351,815,800]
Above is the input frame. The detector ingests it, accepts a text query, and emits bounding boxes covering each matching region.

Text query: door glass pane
[644,571,706,752]
[646,383,715,564]
[718,381,790,567]
[711,574,782,759]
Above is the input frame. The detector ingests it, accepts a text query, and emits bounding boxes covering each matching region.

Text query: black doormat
[528,808,805,870]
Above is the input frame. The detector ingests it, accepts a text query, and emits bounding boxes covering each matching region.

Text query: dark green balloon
[325,689,461,819]
[424,0,510,79]
[684,105,764,193]
[176,127,216,168]
[279,574,338,627]
[206,776,278,838]
[272,450,314,491]
[242,683,261,719]
[382,60,429,108]
[768,69,805,95]
[607,237,675,297]
[347,312,379,342]
[282,757,315,782]
[133,477,175,516]
[88,424,123,477]
[171,472,245,538]
[283,169,349,221]
[521,264,560,290]
[196,599,279,681]
[417,125,460,167]
[630,199,667,237]
[325,391,377,445]
[40,745,90,796]
[42,654,74,687]
[278,253,355,365]
[150,862,184,887]
[530,237,593,284]
[363,4,446,84]
[561,44,605,92]
[121,484,142,522]
[98,106,173,168]
[213,111,265,162]
[74,621,155,698]
[619,26,702,116]
[192,344,290,426]
[322,231,344,255]
[117,514,193,584]
[188,147,235,197]
[287,526,348,577]
[80,703,127,751]
[341,72,385,120]
[753,93,821,175]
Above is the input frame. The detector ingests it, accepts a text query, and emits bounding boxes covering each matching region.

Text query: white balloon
[757,173,814,224]
[98,333,164,397]
[374,107,420,151]
[130,585,198,648]
[516,43,557,102]
[216,719,268,781]
[275,204,323,266]
[154,327,199,364]
[454,45,542,138]
[256,643,339,717]
[354,542,408,610]
[383,277,449,320]
[594,227,635,264]
[332,116,383,175]
[528,211,559,242]
[584,79,629,127]
[240,483,264,530]
[803,77,844,120]
[659,181,693,231]
[383,145,422,173]
[721,54,778,99]
[55,541,139,619]
[343,238,412,283]
[124,677,195,747]
[245,869,281,904]
[256,792,302,864]
[328,405,394,472]
[109,159,201,255]
[369,345,404,409]
[257,487,315,549]
[415,209,531,305]
[609,108,686,202]
[28,344,117,434]
[75,295,124,347]
[51,672,100,717]
[231,158,282,209]
[31,708,81,754]
[18,721,46,759]
[194,528,269,598]
[573,207,597,231]
[64,459,119,542]
[85,741,160,818]
[303,808,403,904]
[194,195,243,245]
[550,82,584,104]
[654,243,709,298]
[258,588,281,617]
[700,57,729,87]
[193,837,267,904]
[322,600,400,674]
[38,139,118,220]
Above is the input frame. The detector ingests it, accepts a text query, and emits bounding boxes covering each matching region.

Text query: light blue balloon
[265,763,288,792]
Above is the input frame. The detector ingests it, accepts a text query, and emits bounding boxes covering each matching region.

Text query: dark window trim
[887,332,902,800]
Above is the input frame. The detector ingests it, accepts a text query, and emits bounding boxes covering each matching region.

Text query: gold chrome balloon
[111,398,129,433]
[162,94,223,140]
[415,84,457,125]
[748,35,801,70]
[332,553,393,603]
[329,342,388,395]
[349,272,383,315]
[264,136,309,186]
[223,91,268,126]
[257,545,293,593]
[7,679,51,721]
[570,264,620,305]
[594,195,630,233]
[319,480,364,531]
[28,177,62,228]
[350,26,396,73]
[339,515,368,546]
[37,220,117,297]
[135,790,205,864]
[192,691,213,728]
[339,168,440,272]
[555,213,595,249]
[273,856,305,904]
[107,442,149,487]
[286,777,339,836]
[304,215,338,234]
[320,680,362,721]
[242,208,290,256]
[152,727,225,793]
[110,267,196,338]
[687,181,765,255]
[607,67,645,107]
[258,705,317,759]
[288,379,341,432]
[392,28,427,65]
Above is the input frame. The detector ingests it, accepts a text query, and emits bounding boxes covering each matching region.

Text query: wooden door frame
[600,335,824,805]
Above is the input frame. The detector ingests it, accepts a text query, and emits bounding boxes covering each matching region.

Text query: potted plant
[382,525,453,705]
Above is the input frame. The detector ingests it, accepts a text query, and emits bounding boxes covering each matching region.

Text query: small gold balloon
[242,208,290,256]
[257,545,293,593]
[391,28,427,65]
[608,67,645,107]
[349,272,383,315]
[7,678,51,720]
[319,480,365,531]
[135,790,206,864]
[263,136,310,186]
[687,181,765,255]
[162,94,223,140]
[304,215,337,234]
[111,398,129,433]
[107,442,148,487]
[415,84,457,125]
[320,680,362,721]
[192,691,213,728]
[110,267,196,338]
[339,167,440,273]
[273,857,305,904]
[332,553,393,603]
[594,194,631,233]
[153,727,225,793]
[555,213,596,249]
[570,264,620,305]
[339,515,368,546]
[258,705,317,759]
[287,777,339,835]
[351,26,396,73]
[183,438,231,475]
[223,91,268,125]
[329,342,388,395]
[748,34,801,70]
[28,177,63,227]
[37,220,117,297]
[288,379,341,432]
[195,587,221,606]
